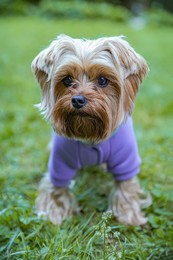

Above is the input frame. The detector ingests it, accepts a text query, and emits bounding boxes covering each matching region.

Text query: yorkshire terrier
[31,35,152,226]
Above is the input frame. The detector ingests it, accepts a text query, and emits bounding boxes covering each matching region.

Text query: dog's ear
[31,42,55,118]
[107,37,149,114]
[31,35,68,118]
[31,34,72,86]
[31,44,54,88]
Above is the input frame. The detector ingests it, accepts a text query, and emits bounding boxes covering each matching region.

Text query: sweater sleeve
[107,117,141,181]
[48,133,80,187]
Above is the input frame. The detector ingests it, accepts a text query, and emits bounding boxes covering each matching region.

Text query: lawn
[0,16,173,259]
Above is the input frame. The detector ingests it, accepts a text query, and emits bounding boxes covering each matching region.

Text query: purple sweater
[48,117,141,187]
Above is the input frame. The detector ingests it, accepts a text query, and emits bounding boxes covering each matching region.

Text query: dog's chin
[52,111,111,143]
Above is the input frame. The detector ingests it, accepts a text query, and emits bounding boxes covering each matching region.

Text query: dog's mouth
[67,110,95,119]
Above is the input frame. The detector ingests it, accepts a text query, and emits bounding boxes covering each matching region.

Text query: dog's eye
[97,77,108,87]
[62,76,73,87]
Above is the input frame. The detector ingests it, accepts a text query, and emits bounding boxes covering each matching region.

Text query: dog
[31,35,152,226]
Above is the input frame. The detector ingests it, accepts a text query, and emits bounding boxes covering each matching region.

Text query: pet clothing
[49,117,141,187]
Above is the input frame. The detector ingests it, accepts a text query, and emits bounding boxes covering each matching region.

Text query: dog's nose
[71,95,87,109]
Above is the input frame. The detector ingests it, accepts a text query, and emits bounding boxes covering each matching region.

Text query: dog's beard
[57,112,105,143]
[51,93,118,143]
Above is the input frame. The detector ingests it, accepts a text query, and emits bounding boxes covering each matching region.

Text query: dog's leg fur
[35,174,78,225]
[109,178,152,226]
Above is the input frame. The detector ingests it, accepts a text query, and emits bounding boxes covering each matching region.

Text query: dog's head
[32,35,148,143]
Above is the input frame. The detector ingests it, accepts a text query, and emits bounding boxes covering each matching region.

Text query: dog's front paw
[35,174,78,225]
[109,178,152,226]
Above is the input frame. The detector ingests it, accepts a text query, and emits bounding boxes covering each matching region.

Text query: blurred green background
[1,0,173,24]
[0,1,173,259]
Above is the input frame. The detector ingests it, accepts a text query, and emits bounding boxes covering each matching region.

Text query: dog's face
[32,35,148,143]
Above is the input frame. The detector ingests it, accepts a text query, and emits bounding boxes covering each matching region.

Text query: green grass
[0,16,173,259]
